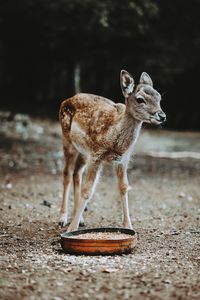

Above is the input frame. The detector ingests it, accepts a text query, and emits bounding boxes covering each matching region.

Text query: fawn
[59,70,166,232]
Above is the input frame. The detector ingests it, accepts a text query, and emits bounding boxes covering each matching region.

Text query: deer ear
[120,70,135,98]
[139,72,153,87]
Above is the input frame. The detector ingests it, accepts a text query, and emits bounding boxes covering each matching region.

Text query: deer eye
[136,97,146,104]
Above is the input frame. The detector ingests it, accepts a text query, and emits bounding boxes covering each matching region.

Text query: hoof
[59,213,68,228]
[58,221,70,228]
[67,224,78,232]
[79,216,85,227]
[58,221,65,228]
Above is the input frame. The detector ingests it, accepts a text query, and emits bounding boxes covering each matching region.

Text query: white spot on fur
[70,121,89,155]
[71,121,86,136]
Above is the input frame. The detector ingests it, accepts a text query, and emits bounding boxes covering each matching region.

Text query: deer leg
[116,163,133,229]
[73,154,86,226]
[59,148,78,227]
[67,159,101,232]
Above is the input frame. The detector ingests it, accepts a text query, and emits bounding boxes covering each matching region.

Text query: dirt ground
[0,112,200,300]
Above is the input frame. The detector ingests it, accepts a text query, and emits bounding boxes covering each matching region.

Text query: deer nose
[157,111,166,123]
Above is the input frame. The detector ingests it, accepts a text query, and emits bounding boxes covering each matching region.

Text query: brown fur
[59,71,166,231]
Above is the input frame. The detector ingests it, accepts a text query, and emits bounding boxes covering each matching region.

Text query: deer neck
[115,110,142,154]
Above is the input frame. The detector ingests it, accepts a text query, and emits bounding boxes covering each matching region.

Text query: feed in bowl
[69,232,132,240]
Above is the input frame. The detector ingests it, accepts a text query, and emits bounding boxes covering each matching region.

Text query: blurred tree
[0,0,199,129]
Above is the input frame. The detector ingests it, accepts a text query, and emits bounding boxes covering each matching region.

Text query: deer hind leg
[67,159,102,232]
[73,154,86,226]
[116,163,133,229]
[59,145,78,227]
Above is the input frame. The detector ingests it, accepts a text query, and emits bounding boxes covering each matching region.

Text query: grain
[69,232,133,240]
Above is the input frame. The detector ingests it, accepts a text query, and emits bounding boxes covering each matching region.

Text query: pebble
[83,293,89,298]
[178,192,186,198]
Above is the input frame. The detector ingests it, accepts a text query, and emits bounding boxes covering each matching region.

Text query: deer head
[120,70,166,125]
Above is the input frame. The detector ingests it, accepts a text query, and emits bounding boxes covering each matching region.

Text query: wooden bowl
[60,227,137,255]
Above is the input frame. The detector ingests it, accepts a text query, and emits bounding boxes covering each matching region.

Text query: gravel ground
[0,112,200,300]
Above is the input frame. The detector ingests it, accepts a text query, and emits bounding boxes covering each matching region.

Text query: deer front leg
[67,159,101,232]
[116,163,133,229]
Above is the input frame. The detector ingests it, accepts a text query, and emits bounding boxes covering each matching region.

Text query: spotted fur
[59,70,166,231]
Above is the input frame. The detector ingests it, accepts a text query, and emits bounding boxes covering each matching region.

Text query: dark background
[0,0,200,130]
